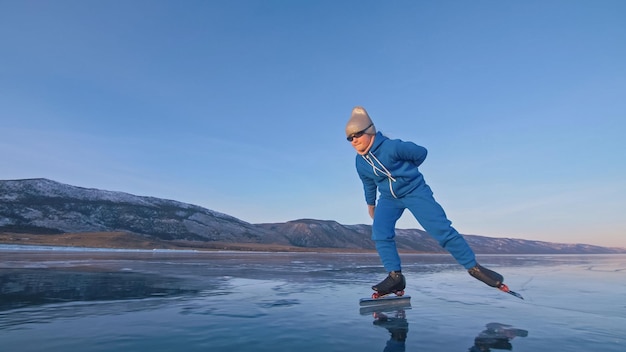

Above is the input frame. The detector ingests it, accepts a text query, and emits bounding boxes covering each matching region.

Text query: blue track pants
[372,185,477,272]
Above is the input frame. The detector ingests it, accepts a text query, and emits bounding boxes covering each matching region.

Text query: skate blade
[359,295,411,307]
[499,284,524,300]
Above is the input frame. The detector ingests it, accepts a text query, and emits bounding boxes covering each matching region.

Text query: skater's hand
[368,205,375,219]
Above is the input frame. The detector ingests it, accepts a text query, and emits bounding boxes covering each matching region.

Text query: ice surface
[1,250,625,352]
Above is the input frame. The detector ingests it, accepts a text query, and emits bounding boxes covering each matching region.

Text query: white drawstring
[362,152,398,198]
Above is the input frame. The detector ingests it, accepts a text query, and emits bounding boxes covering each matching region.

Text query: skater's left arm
[395,140,427,166]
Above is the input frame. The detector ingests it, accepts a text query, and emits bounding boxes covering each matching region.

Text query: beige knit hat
[345,106,376,137]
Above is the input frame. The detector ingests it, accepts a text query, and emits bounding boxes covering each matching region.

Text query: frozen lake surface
[1,248,625,351]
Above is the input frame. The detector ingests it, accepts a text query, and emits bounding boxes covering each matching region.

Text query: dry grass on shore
[0,232,378,253]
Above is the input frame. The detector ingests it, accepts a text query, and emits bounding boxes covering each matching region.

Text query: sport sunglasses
[346,123,373,142]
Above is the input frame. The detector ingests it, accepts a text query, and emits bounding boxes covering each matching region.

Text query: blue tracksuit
[355,132,477,271]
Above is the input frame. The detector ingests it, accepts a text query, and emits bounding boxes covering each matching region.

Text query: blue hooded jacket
[356,132,428,205]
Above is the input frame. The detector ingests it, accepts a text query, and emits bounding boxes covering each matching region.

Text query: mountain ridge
[1,178,624,254]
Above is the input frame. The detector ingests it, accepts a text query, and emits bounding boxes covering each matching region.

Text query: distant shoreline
[0,232,382,254]
[2,232,624,255]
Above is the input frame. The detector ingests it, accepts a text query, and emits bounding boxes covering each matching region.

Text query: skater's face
[350,131,375,155]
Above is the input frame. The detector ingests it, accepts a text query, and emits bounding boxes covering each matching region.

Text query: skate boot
[468,263,503,288]
[371,271,406,299]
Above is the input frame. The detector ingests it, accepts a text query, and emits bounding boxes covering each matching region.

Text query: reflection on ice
[470,323,528,352]
[364,307,529,352]
[0,268,201,311]
[372,310,409,352]
[0,251,624,352]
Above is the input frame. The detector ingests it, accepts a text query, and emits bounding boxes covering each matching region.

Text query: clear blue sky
[1,1,625,248]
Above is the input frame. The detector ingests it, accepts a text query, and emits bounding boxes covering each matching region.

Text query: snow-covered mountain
[0,178,285,244]
[1,178,624,254]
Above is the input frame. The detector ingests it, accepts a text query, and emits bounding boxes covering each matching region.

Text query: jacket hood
[368,132,387,154]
